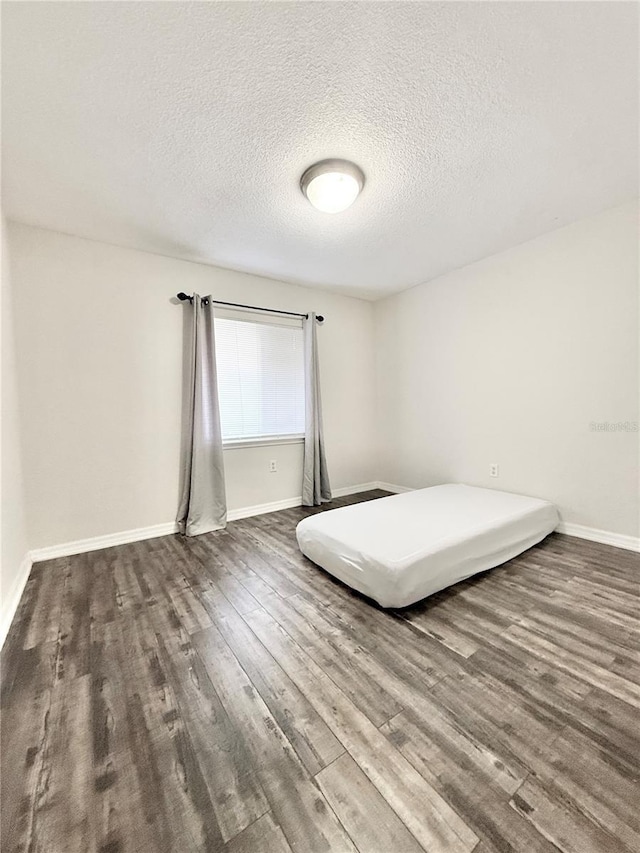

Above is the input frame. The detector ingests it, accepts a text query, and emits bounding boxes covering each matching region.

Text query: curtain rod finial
[177,292,192,302]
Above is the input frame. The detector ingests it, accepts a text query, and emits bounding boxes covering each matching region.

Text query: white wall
[6,203,638,557]
[1,215,31,643]
[375,202,639,538]
[8,223,377,550]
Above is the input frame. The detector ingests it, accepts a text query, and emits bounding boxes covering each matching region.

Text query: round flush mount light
[300,159,365,213]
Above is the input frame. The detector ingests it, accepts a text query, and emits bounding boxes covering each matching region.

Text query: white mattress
[296,484,559,608]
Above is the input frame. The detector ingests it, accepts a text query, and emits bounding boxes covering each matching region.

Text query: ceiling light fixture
[300,159,365,213]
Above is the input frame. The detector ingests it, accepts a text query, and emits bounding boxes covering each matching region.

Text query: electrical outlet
[490,463,499,478]
[269,460,277,473]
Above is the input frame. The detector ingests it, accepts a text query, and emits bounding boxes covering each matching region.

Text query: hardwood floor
[1,490,639,853]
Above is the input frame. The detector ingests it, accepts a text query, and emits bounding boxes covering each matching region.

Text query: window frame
[213,308,306,447]
[222,435,305,450]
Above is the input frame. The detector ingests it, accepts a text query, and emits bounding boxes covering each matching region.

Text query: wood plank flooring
[2,490,639,853]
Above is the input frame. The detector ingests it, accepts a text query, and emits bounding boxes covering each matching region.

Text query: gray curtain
[177,294,227,535]
[302,313,332,505]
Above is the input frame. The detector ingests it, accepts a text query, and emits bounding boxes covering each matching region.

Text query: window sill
[222,435,305,450]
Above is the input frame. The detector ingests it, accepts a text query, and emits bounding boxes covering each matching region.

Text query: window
[214,312,305,443]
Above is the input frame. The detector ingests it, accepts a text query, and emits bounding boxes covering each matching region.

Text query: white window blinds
[214,313,305,442]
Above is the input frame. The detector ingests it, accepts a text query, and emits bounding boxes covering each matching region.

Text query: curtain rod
[176,293,324,323]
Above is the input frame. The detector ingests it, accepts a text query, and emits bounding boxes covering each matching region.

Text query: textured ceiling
[2,2,638,299]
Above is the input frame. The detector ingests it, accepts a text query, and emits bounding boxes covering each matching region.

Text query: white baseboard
[556,521,640,553]
[377,481,413,494]
[0,553,33,650]
[30,521,179,562]
[227,482,381,520]
[227,497,302,521]
[333,481,381,497]
[376,483,639,552]
[29,482,384,563]
[28,483,638,570]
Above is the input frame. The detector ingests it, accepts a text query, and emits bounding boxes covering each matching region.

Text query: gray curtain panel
[177,294,227,535]
[302,312,332,506]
